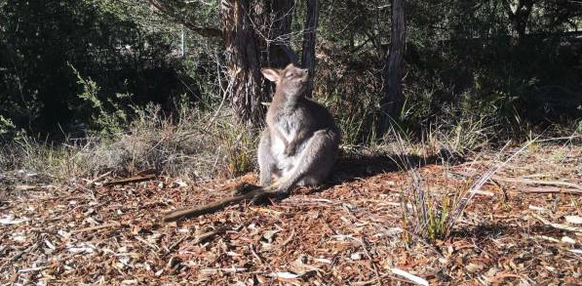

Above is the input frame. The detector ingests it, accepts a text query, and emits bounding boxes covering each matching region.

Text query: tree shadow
[449,223,510,239]
[449,222,566,241]
[303,149,465,195]
[329,148,464,185]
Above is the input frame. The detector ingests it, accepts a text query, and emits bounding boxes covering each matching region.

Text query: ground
[1,142,582,286]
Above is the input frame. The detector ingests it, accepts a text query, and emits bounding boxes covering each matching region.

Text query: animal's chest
[277,117,299,143]
[270,116,300,159]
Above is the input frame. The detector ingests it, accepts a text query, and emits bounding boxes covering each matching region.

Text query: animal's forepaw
[284,143,297,156]
[232,183,261,196]
[248,193,269,205]
[274,188,290,200]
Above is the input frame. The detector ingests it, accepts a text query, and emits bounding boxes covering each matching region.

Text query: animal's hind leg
[234,131,276,197]
[257,130,276,186]
[276,129,339,197]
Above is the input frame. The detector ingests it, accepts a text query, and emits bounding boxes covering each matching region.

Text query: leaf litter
[1,143,582,285]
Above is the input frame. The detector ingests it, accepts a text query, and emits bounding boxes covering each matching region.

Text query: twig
[163,183,282,222]
[516,186,582,195]
[84,171,112,187]
[71,222,120,234]
[18,266,48,273]
[167,235,189,252]
[532,214,582,233]
[103,174,156,186]
[536,134,582,143]
[278,229,295,249]
[492,176,582,191]
[193,227,227,244]
[390,268,429,286]
[454,172,582,191]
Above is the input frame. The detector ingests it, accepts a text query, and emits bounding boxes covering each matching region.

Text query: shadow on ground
[330,149,464,185]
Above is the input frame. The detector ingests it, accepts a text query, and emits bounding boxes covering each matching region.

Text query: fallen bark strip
[71,222,121,234]
[454,172,582,191]
[494,176,582,190]
[163,183,281,222]
[103,174,156,186]
[516,186,582,196]
[193,227,227,244]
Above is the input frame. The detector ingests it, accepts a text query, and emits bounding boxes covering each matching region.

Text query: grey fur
[258,63,340,196]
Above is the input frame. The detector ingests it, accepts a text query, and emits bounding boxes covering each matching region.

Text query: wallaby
[257,63,340,197]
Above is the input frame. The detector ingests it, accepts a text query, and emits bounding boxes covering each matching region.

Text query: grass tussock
[0,104,258,183]
[394,131,535,242]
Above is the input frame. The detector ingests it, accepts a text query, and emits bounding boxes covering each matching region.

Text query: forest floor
[1,141,582,286]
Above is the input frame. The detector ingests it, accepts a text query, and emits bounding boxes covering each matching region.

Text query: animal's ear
[261,68,281,82]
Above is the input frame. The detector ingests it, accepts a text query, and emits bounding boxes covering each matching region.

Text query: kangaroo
[257,63,340,197]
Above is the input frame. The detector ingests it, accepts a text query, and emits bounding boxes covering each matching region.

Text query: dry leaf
[391,268,429,286]
[565,215,582,225]
[270,271,299,279]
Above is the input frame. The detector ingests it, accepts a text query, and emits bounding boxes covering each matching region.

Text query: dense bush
[0,0,204,138]
[0,0,580,145]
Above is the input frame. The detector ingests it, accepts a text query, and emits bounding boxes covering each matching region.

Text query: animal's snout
[301,69,310,81]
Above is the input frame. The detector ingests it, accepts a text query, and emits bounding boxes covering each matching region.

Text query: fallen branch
[103,174,156,186]
[163,183,282,222]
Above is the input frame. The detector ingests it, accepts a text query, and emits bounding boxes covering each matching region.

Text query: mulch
[2,143,581,285]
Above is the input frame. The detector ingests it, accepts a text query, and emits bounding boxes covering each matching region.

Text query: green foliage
[315,0,582,144]
[426,196,450,241]
[0,101,259,180]
[70,64,129,135]
[0,0,194,134]
[0,115,15,137]
[0,0,580,180]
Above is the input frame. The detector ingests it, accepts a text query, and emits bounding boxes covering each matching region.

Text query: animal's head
[261,63,309,98]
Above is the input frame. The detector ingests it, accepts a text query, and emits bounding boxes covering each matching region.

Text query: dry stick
[454,172,582,191]
[492,176,582,191]
[163,183,281,222]
[103,174,156,186]
[71,222,120,234]
[532,214,582,233]
[194,227,227,244]
[84,171,112,187]
[519,186,582,195]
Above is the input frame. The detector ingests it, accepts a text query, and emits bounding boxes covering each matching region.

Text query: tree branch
[148,0,222,38]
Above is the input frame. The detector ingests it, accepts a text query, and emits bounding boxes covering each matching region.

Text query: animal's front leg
[257,130,276,186]
[284,129,309,156]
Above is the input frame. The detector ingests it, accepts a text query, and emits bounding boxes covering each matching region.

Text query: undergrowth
[0,103,258,183]
[395,132,535,242]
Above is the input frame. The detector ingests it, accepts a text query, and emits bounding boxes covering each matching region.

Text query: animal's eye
[286,72,294,78]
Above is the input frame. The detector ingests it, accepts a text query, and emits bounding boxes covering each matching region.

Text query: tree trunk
[221,0,267,125]
[301,0,319,97]
[269,0,296,67]
[152,0,296,126]
[502,0,535,46]
[380,0,406,134]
